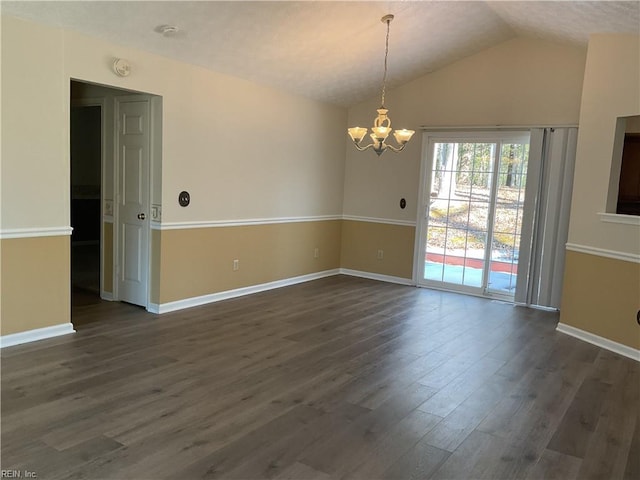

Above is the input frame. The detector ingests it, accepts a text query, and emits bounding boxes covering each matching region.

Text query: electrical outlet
[377,249,384,260]
[233,259,239,271]
[314,247,319,259]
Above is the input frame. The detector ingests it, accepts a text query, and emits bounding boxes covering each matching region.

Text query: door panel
[486,141,529,295]
[117,99,150,307]
[423,141,495,293]
[122,224,142,282]
[123,146,143,205]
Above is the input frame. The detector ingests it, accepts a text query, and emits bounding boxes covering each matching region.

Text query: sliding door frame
[413,130,535,300]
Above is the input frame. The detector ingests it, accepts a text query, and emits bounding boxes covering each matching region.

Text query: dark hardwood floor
[1,275,638,479]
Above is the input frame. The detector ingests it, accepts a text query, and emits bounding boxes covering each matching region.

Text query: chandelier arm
[352,141,406,154]
[384,143,407,153]
[351,142,376,152]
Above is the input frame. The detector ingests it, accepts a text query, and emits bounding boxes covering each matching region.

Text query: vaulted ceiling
[2,1,638,106]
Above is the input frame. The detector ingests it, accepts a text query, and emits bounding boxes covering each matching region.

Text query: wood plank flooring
[1,275,638,479]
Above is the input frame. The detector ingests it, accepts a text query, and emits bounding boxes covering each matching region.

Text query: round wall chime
[178,191,190,207]
[112,58,131,77]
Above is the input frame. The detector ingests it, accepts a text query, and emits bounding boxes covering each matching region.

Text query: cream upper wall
[567,34,640,256]
[62,24,346,223]
[1,15,346,230]
[627,115,640,133]
[343,37,587,221]
[1,17,67,229]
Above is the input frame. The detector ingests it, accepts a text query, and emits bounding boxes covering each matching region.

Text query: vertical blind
[514,127,578,309]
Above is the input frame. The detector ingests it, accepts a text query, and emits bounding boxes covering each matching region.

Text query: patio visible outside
[425,141,529,296]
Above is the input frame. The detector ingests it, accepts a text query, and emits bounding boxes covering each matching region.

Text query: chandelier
[347,14,415,156]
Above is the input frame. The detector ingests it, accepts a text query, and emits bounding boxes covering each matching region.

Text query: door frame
[114,94,153,308]
[413,130,533,300]
[70,97,108,300]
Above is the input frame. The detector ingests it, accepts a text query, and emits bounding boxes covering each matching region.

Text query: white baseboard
[147,302,161,313]
[556,323,640,362]
[148,269,341,314]
[339,268,414,286]
[0,323,75,349]
[101,291,114,301]
[514,302,559,312]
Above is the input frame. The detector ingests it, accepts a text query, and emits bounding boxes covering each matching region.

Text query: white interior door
[116,98,150,307]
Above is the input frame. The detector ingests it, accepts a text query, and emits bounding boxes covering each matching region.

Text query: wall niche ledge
[598,212,640,226]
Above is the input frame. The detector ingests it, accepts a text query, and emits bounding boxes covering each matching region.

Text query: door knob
[137,213,146,220]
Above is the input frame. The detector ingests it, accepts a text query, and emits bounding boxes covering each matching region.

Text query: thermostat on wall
[113,58,131,77]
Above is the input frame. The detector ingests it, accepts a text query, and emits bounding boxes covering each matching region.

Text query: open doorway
[70,79,162,325]
[71,101,103,307]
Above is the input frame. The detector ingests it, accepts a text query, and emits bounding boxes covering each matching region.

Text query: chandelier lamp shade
[348,14,415,156]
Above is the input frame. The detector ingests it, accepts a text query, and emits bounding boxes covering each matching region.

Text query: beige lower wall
[158,220,342,304]
[560,250,640,350]
[103,222,113,294]
[0,236,71,335]
[340,220,415,280]
[4,224,637,359]
[150,228,161,305]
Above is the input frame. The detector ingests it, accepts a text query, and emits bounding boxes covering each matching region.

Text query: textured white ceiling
[2,1,638,106]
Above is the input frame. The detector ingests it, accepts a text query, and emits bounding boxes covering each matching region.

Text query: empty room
[1,1,639,479]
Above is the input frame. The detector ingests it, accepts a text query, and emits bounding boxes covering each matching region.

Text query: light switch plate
[104,199,114,218]
[151,204,162,221]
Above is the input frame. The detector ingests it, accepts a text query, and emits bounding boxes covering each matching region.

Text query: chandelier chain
[381,17,391,108]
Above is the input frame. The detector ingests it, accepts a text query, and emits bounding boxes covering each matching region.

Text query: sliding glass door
[418,132,530,300]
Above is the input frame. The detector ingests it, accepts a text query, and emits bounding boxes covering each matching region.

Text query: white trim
[342,216,416,227]
[514,302,559,312]
[598,212,640,226]
[147,303,161,313]
[134,216,419,231]
[413,133,435,284]
[556,323,640,362]
[417,282,515,302]
[0,227,73,239]
[339,268,414,286]
[148,269,340,314]
[158,215,342,230]
[566,242,640,263]
[0,323,75,349]
[101,292,114,301]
